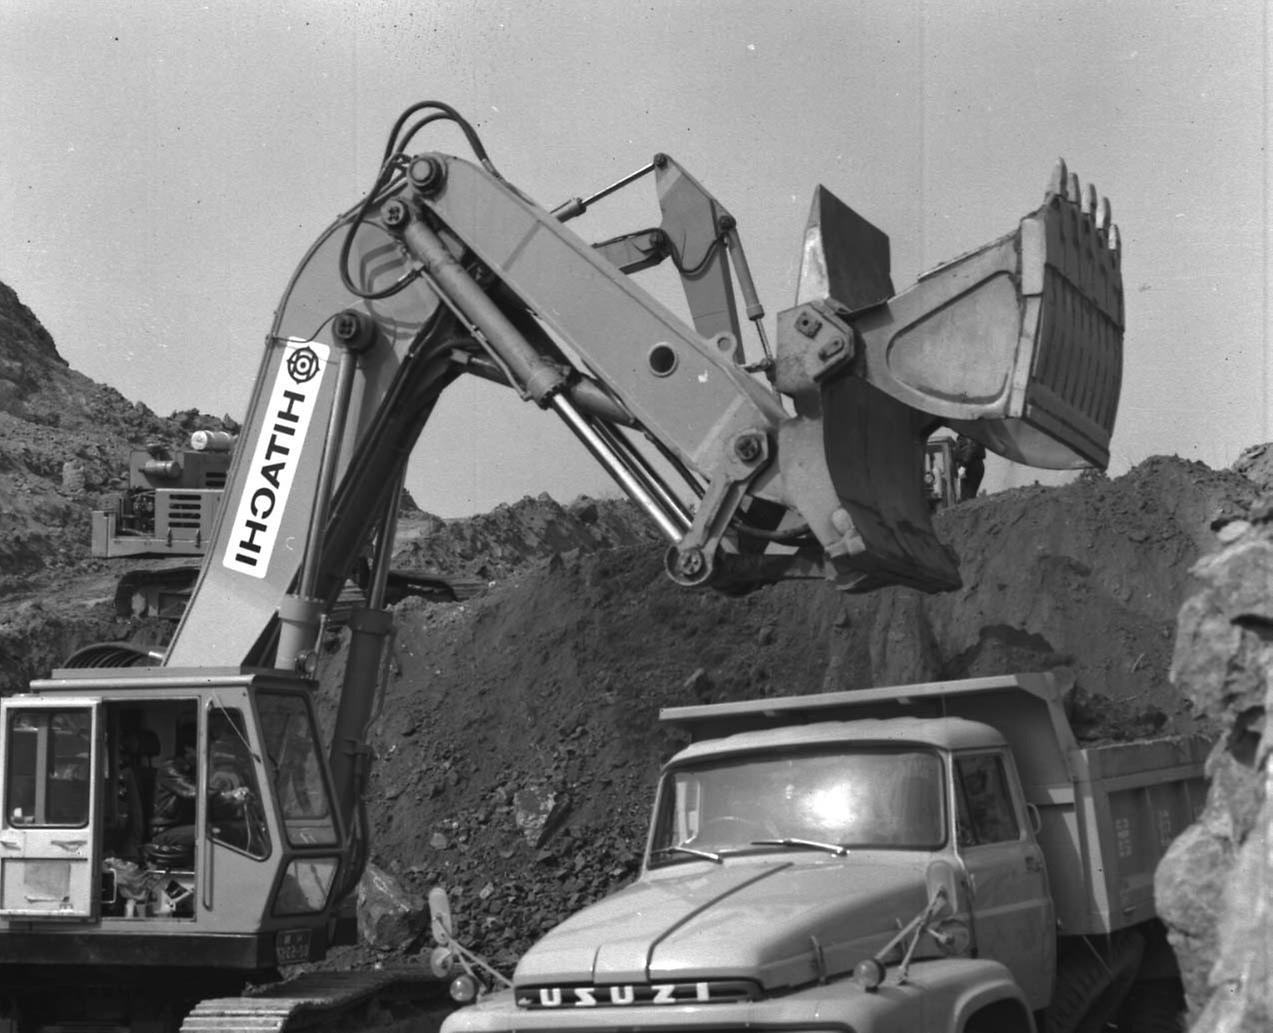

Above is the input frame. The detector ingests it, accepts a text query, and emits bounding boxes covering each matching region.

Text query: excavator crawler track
[179,970,450,1033]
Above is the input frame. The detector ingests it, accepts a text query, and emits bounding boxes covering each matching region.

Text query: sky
[1,0,1268,518]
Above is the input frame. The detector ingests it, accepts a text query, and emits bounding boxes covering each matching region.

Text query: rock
[1155,515,1272,1028]
[514,786,568,846]
[1190,818,1271,1032]
[357,861,428,951]
[61,460,86,494]
[683,667,712,700]
[1232,442,1273,491]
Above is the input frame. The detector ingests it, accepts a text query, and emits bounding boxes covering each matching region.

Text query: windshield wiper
[749,838,850,856]
[650,844,723,864]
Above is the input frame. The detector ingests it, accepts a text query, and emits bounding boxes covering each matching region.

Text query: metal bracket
[666,430,770,587]
[773,300,857,410]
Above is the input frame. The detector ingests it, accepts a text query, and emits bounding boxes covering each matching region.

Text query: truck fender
[904,957,1035,1033]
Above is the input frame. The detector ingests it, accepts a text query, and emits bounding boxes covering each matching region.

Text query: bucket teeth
[1096,195,1112,234]
[1044,161,1120,260]
[1047,158,1069,199]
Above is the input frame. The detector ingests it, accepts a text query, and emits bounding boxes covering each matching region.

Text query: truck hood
[513,857,929,993]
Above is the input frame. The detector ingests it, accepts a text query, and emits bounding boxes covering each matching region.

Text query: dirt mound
[344,455,1256,968]
[394,495,660,581]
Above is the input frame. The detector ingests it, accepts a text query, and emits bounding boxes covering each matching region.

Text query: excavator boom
[166,123,1121,667]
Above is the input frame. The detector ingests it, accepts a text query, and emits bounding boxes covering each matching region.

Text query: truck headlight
[852,958,885,992]
[450,973,480,1003]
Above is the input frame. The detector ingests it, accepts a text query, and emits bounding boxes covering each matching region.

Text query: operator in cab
[151,720,251,852]
[954,435,987,501]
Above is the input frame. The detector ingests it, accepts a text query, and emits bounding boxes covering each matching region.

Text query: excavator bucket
[850,159,1124,468]
[777,162,1123,592]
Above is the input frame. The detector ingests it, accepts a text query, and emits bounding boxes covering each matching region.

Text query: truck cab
[642,716,1055,1008]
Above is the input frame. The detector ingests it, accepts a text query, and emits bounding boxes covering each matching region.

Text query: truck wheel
[1114,979,1185,1033]
[1043,930,1144,1033]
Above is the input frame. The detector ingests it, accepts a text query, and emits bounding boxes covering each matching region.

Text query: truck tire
[1114,979,1185,1033]
[1043,930,1144,1033]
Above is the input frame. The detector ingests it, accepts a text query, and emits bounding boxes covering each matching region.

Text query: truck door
[0,700,102,920]
[953,749,1054,1011]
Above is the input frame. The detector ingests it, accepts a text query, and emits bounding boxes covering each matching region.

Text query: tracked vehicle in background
[0,101,1123,1032]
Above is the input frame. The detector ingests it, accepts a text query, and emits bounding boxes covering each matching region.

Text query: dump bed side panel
[1037,737,1209,935]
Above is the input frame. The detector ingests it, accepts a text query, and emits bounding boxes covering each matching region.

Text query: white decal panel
[222,339,330,578]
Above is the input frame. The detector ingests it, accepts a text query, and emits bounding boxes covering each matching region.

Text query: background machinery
[92,435,235,620]
[0,101,1123,1032]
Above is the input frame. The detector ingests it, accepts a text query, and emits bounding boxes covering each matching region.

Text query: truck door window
[5,709,92,827]
[954,753,1020,847]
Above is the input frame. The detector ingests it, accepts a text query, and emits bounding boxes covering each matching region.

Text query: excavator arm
[165,104,1122,679]
[164,105,1123,673]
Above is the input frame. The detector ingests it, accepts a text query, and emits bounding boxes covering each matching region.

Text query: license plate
[275,928,311,964]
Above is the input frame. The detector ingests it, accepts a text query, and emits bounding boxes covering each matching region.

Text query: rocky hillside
[0,282,235,592]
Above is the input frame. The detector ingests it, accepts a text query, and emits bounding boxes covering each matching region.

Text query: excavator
[0,101,1122,1033]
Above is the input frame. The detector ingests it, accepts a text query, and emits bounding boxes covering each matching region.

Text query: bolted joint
[652,152,669,169]
[817,336,847,361]
[407,155,447,196]
[331,309,377,352]
[666,544,712,587]
[795,311,824,339]
[380,198,412,231]
[717,213,737,234]
[733,431,766,465]
[294,648,319,680]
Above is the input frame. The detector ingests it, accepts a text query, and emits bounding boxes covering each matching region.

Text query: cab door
[0,699,101,919]
[952,748,1054,1010]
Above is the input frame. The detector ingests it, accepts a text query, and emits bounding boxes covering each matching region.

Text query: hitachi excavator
[0,101,1122,1033]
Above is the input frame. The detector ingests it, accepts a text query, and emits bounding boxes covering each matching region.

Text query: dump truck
[442,672,1204,1033]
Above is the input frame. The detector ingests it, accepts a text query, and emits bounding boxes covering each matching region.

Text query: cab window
[6,709,92,828]
[207,708,270,858]
[256,693,338,847]
[954,752,1020,847]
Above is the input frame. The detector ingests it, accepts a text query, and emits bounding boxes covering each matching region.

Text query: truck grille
[516,979,759,1009]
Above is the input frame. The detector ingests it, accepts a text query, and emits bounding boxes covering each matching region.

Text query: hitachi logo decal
[516,980,756,1009]
[222,339,329,578]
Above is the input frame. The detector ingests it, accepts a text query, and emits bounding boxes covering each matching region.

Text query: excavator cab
[0,670,344,980]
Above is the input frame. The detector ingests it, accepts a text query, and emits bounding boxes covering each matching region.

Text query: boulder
[357,861,428,951]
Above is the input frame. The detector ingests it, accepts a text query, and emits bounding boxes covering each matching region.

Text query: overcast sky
[1,0,1267,517]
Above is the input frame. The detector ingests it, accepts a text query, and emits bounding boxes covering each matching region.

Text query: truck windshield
[650,746,945,860]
